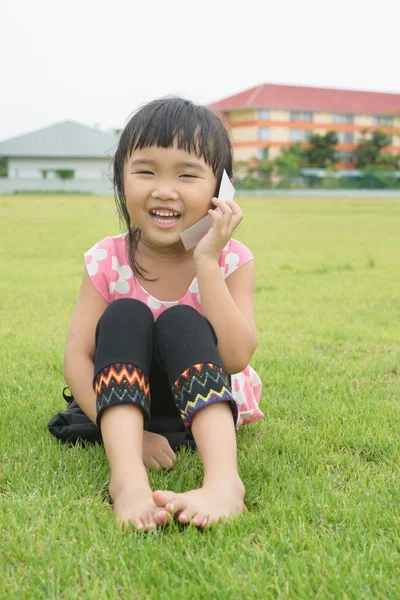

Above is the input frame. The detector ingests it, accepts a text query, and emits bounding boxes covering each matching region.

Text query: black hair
[113,96,233,280]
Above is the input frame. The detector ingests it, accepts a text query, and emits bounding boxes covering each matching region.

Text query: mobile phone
[179,170,235,250]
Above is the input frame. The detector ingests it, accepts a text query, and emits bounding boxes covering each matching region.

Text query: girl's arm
[196,258,257,375]
[63,269,109,423]
[193,197,258,375]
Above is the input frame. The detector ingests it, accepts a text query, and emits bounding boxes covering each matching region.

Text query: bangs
[113,97,233,187]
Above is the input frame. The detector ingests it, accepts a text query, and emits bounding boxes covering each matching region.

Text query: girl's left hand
[193,198,243,264]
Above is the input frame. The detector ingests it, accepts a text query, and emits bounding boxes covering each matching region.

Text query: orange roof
[209,83,400,115]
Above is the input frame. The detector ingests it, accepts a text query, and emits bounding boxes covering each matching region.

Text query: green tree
[234,147,273,189]
[353,130,392,168]
[303,131,339,167]
[274,144,305,178]
[0,157,7,177]
[246,151,274,188]
[55,169,75,180]
[375,152,400,169]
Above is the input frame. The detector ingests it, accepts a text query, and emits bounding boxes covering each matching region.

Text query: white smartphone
[179,170,235,250]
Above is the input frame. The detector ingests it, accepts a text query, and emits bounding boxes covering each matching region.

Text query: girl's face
[123,143,217,250]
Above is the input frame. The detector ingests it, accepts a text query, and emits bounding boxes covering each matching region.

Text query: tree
[0,157,7,177]
[274,144,305,178]
[246,149,274,188]
[303,131,339,167]
[353,130,392,168]
[234,147,274,189]
[55,169,75,180]
[375,153,400,169]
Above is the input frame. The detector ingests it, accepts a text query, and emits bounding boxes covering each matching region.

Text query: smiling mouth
[149,209,181,228]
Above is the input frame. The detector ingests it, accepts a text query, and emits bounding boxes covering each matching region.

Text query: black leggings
[94,299,236,435]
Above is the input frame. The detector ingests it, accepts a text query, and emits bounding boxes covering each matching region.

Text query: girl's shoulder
[84,233,128,269]
[84,234,131,303]
[218,238,254,279]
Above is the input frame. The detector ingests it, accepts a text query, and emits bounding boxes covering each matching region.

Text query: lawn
[1,194,399,599]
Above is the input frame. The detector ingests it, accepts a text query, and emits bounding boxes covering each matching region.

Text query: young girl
[63,97,263,531]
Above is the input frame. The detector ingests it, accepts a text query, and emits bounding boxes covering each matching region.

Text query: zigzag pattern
[172,363,237,430]
[97,387,149,412]
[183,389,236,430]
[177,363,214,382]
[94,363,150,420]
[94,363,150,396]
[174,364,228,402]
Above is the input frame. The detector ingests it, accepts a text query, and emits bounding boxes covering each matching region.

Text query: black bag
[48,388,196,451]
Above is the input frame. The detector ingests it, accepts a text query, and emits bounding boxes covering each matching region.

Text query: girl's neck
[138,238,194,264]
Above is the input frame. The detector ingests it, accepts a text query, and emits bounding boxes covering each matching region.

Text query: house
[209,83,400,168]
[0,120,119,195]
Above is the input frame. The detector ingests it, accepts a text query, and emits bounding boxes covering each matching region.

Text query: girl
[63,97,263,531]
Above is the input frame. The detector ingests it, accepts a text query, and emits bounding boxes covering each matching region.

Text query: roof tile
[209,83,400,115]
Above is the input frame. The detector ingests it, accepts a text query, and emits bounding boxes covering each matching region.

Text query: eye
[137,170,154,175]
[180,174,197,179]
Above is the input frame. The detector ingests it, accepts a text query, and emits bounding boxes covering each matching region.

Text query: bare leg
[153,402,244,527]
[101,404,169,530]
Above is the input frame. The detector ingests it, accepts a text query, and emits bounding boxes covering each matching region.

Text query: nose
[151,178,179,201]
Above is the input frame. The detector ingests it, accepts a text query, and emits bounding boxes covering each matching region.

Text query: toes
[153,509,170,526]
[191,512,209,528]
[152,490,175,508]
[177,506,198,524]
[200,515,212,529]
[153,491,189,515]
[141,511,156,532]
[131,517,145,531]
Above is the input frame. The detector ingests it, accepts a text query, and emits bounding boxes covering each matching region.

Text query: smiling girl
[63,97,263,531]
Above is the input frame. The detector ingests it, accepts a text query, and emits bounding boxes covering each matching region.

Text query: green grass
[1,194,400,599]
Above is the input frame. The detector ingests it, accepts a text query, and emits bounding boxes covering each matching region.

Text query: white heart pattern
[85,247,107,276]
[231,373,246,405]
[189,278,199,293]
[224,253,240,278]
[146,296,162,309]
[110,256,133,294]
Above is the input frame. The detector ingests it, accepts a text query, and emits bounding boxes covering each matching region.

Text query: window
[335,151,354,163]
[290,110,313,122]
[333,113,354,124]
[258,109,270,120]
[372,115,394,126]
[255,147,269,160]
[289,129,310,142]
[258,127,270,141]
[337,131,354,144]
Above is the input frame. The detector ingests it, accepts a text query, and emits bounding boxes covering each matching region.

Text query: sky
[1,0,399,141]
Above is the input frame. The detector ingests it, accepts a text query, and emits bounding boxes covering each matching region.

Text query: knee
[98,298,154,327]
[155,304,199,329]
[155,305,217,343]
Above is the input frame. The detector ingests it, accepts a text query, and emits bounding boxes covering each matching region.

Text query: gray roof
[0,120,119,158]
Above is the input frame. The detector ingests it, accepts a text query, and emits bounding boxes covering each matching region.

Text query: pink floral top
[85,234,263,428]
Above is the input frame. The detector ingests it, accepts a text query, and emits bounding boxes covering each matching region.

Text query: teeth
[151,210,180,217]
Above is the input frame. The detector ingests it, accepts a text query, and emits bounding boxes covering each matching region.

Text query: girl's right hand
[143,431,176,470]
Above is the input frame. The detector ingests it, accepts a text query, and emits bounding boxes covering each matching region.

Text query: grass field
[1,194,400,599]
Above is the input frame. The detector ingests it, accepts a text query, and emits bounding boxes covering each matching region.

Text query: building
[209,83,400,168]
[0,120,119,195]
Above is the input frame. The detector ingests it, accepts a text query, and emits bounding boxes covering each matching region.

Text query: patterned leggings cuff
[94,363,150,427]
[172,363,237,432]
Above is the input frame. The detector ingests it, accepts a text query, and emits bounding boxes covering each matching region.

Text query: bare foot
[110,480,170,531]
[152,476,245,528]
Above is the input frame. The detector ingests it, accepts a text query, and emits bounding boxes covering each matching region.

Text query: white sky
[1,0,399,141]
